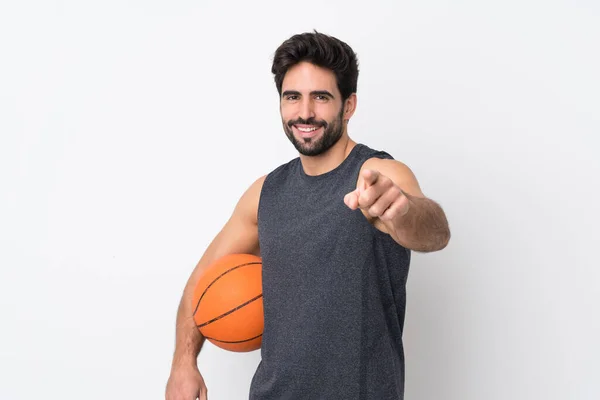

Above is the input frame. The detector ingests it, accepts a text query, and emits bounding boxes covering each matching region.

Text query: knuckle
[383,206,395,218]
[369,206,381,217]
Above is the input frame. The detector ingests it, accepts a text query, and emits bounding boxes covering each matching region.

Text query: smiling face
[280,62,356,156]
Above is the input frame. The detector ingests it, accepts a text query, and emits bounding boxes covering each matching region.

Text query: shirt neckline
[297,143,364,182]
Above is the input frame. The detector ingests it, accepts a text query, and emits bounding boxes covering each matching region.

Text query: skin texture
[165,61,450,400]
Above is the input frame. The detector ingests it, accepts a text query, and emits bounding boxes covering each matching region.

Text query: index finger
[361,169,380,187]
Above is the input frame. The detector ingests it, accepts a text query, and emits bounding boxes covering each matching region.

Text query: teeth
[297,126,318,132]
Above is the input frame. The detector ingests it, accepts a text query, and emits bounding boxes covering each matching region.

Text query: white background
[1,1,598,399]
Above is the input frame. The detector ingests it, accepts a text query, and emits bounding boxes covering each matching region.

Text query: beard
[283,106,345,157]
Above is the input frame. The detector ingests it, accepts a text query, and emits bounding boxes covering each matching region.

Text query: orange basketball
[192,253,263,352]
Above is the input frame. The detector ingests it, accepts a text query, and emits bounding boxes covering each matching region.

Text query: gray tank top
[250,143,411,400]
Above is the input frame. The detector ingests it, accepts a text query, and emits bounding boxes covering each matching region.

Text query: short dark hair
[271,31,359,102]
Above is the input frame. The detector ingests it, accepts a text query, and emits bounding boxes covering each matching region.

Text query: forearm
[393,194,450,252]
[171,287,205,370]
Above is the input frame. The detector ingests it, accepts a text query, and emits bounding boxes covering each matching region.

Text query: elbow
[438,228,451,251]
[435,223,452,252]
[415,226,451,253]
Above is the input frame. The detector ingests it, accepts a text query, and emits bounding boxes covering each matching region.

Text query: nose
[298,98,315,121]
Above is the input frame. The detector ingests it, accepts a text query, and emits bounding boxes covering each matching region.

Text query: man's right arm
[166,175,265,400]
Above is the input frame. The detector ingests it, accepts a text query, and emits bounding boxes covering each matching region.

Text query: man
[166,31,450,400]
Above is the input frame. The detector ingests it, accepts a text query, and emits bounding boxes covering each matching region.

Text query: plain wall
[1,1,598,399]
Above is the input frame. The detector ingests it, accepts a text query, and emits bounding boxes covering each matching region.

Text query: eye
[315,95,328,101]
[285,95,299,101]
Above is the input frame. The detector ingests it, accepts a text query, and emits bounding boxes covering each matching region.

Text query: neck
[299,134,357,176]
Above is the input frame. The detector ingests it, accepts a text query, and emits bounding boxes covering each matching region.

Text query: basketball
[192,253,263,352]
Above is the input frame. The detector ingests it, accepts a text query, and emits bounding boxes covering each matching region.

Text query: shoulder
[237,156,298,221]
[361,157,409,178]
[237,175,267,212]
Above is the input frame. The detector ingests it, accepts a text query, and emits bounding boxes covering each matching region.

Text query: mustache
[287,117,327,129]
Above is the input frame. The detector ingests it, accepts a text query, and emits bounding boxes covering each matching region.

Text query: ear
[343,93,357,121]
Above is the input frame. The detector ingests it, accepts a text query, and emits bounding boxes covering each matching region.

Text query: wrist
[171,351,199,371]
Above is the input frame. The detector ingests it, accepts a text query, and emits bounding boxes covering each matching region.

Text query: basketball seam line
[196,293,263,328]
[192,261,261,317]
[203,333,263,344]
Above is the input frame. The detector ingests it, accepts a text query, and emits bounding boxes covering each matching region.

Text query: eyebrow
[282,90,335,99]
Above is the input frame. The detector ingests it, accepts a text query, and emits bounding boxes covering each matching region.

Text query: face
[280,62,355,156]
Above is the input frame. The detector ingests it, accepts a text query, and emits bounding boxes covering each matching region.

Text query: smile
[293,124,323,138]
[297,126,318,132]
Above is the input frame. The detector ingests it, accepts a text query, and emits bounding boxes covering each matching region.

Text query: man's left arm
[344,158,451,253]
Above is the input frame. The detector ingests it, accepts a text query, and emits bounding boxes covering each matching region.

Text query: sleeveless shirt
[249,143,411,400]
